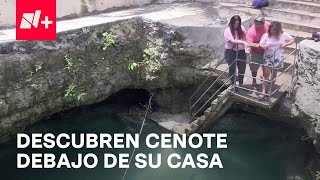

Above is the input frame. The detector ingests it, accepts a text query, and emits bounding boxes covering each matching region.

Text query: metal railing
[189,51,232,118]
[189,42,299,118]
[233,43,298,106]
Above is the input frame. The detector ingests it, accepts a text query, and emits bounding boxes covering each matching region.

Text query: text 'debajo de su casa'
[17,153,224,169]
[16,133,227,169]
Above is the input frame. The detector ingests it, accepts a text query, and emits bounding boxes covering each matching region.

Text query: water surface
[0,105,311,180]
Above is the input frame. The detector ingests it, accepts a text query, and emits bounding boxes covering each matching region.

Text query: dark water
[0,105,312,180]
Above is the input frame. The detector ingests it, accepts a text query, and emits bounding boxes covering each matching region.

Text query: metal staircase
[189,51,233,119]
[187,43,299,134]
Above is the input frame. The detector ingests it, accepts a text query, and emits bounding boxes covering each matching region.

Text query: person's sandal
[252,84,259,91]
[258,94,266,101]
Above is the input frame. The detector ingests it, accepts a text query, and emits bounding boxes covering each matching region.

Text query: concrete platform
[290,0,320,3]
[148,112,192,134]
[300,39,320,51]
[263,7,320,22]
[273,0,320,13]
[284,29,311,41]
[265,16,320,33]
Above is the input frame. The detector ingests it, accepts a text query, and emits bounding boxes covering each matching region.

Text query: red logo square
[16,0,56,40]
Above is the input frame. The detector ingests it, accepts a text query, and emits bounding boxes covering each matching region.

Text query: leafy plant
[64,54,74,73]
[64,84,87,102]
[77,93,87,102]
[105,66,110,73]
[0,99,5,108]
[309,118,318,126]
[127,39,164,78]
[64,84,77,99]
[128,59,138,71]
[35,62,43,73]
[316,171,320,180]
[30,84,40,90]
[102,32,116,50]
[143,47,156,61]
[148,59,162,72]
[154,39,163,46]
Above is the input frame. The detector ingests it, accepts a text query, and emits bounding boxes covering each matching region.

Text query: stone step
[265,17,320,33]
[263,7,320,22]
[232,7,261,15]
[191,120,199,128]
[191,96,233,134]
[217,94,224,100]
[272,0,320,13]
[290,0,320,3]
[284,29,311,42]
[197,116,206,123]
[211,103,217,110]
[212,98,218,105]
[204,107,212,116]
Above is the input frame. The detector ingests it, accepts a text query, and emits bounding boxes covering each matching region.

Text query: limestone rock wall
[296,40,320,124]
[0,17,214,143]
[299,40,320,152]
[299,40,320,86]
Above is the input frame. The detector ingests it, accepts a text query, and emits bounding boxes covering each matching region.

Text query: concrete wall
[0,0,189,28]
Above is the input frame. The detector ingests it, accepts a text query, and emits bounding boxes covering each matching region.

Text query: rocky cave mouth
[103,89,152,110]
[39,88,153,122]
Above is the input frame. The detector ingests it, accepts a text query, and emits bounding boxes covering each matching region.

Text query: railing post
[269,49,278,107]
[234,45,239,92]
[268,66,274,107]
[190,98,192,116]
[291,42,298,89]
[189,50,233,117]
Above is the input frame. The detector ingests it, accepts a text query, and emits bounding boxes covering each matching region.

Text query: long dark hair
[228,15,245,40]
[268,21,283,38]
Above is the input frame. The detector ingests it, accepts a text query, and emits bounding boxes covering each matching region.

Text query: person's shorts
[249,53,264,72]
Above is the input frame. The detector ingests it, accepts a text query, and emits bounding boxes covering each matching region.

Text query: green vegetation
[65,84,77,99]
[143,47,156,61]
[64,84,87,102]
[154,38,163,46]
[316,171,320,180]
[35,62,43,73]
[64,54,74,73]
[128,38,163,75]
[102,32,116,50]
[128,59,138,71]
[0,99,5,108]
[29,62,44,76]
[30,84,40,90]
[309,118,318,126]
[77,93,87,102]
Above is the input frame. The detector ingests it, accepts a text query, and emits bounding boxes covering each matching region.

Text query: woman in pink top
[259,21,295,100]
[224,15,248,86]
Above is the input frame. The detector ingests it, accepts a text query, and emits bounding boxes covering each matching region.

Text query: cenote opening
[0,88,314,180]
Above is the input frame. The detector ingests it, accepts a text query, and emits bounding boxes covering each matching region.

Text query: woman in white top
[259,21,295,100]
